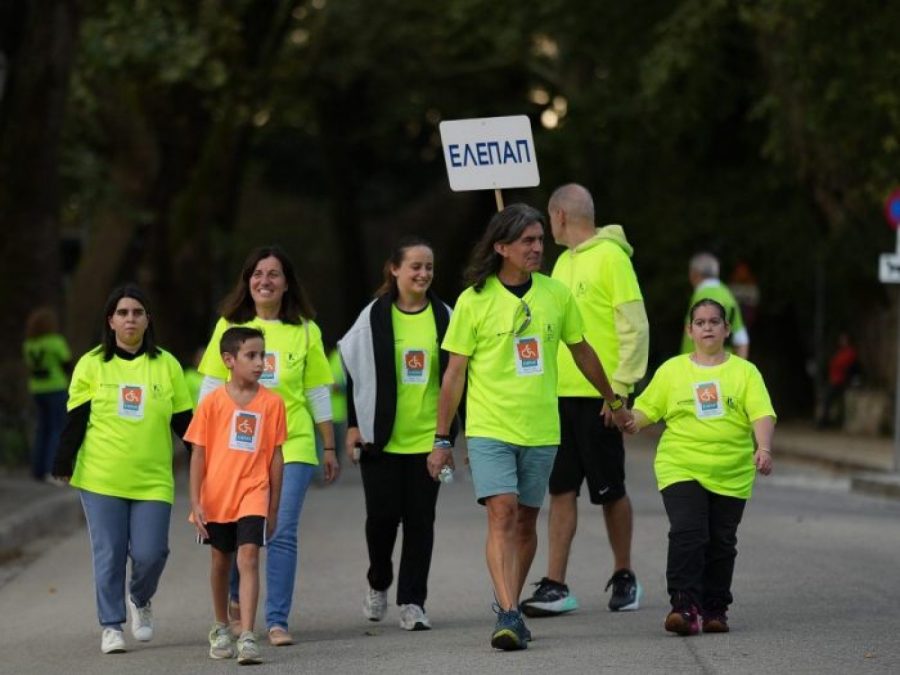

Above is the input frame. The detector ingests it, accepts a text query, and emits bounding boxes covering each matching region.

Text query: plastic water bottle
[438,465,454,484]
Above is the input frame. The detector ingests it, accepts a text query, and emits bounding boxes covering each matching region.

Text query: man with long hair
[427,204,631,651]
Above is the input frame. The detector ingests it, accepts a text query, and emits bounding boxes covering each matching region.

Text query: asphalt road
[1,434,898,674]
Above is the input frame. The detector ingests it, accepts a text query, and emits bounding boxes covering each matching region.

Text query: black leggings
[661,480,746,610]
[360,451,440,607]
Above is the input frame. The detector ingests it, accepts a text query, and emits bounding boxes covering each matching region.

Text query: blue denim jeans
[79,490,171,628]
[32,390,67,479]
[229,461,315,630]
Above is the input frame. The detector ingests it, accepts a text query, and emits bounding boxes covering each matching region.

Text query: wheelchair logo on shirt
[402,349,428,384]
[693,381,724,418]
[260,352,279,386]
[514,337,543,376]
[231,411,261,452]
[118,384,145,419]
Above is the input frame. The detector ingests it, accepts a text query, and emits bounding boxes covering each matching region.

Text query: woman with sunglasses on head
[53,285,193,655]
[197,245,337,647]
[625,298,775,636]
[338,236,457,632]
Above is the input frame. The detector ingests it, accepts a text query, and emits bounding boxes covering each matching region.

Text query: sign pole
[494,189,504,212]
[895,286,900,471]
[879,187,900,471]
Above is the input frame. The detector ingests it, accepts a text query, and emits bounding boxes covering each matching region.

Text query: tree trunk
[0,0,79,445]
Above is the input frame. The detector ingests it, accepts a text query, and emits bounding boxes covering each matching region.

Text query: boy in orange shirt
[186,327,285,664]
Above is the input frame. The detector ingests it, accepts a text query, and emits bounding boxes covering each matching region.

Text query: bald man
[520,184,648,618]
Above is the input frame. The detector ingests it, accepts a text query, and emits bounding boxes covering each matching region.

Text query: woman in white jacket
[339,236,458,632]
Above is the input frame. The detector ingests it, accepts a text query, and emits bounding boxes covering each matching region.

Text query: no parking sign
[879,187,900,284]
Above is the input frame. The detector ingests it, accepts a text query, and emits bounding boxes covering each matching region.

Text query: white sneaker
[236,631,262,665]
[363,587,388,621]
[101,627,126,654]
[208,622,235,660]
[128,597,153,641]
[399,604,432,631]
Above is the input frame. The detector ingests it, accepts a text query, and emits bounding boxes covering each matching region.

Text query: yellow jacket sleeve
[612,300,649,395]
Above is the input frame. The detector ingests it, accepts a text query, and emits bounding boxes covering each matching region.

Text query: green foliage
[41,0,900,411]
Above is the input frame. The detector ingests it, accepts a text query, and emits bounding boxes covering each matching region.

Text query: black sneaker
[520,577,579,618]
[605,569,642,611]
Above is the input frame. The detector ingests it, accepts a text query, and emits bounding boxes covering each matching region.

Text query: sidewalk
[0,471,82,560]
[1,421,898,561]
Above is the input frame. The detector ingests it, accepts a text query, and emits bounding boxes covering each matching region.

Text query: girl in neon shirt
[339,237,457,632]
[626,298,775,635]
[53,285,193,654]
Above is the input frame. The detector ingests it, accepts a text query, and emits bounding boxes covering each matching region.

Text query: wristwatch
[606,396,625,412]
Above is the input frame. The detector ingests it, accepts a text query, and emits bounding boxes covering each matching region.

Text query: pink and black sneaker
[664,592,700,636]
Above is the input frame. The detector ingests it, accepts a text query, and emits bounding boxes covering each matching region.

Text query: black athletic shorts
[201,516,266,553]
[548,397,626,504]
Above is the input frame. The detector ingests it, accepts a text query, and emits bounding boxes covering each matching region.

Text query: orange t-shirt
[185,385,286,522]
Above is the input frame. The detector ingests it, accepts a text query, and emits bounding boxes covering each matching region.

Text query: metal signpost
[439,115,540,211]
[879,187,900,471]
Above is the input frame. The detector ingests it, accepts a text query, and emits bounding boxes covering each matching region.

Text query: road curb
[0,489,82,558]
[850,472,900,500]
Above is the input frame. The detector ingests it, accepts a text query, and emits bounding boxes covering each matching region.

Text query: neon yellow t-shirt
[328,349,347,424]
[442,274,584,446]
[24,333,71,394]
[183,367,203,410]
[69,348,192,503]
[198,317,333,464]
[633,354,776,499]
[385,304,439,454]
[552,232,643,397]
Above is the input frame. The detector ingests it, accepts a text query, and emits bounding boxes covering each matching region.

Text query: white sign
[439,115,540,192]
[879,230,900,284]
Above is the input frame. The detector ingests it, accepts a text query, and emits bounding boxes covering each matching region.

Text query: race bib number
[402,349,429,385]
[260,351,279,386]
[230,410,262,452]
[118,384,145,419]
[514,336,543,376]
[693,381,724,418]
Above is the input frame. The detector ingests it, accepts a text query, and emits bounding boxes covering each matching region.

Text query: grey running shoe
[208,622,235,660]
[399,604,432,631]
[363,587,388,621]
[237,631,262,665]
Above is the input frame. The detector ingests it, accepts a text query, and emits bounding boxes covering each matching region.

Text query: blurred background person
[681,253,749,359]
[817,331,860,429]
[23,306,72,482]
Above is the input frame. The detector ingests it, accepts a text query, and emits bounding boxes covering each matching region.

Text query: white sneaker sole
[609,582,643,612]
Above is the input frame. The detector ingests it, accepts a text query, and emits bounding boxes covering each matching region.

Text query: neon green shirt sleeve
[302,321,334,389]
[560,289,584,345]
[441,291,476,356]
[612,300,649,395]
[67,349,98,409]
